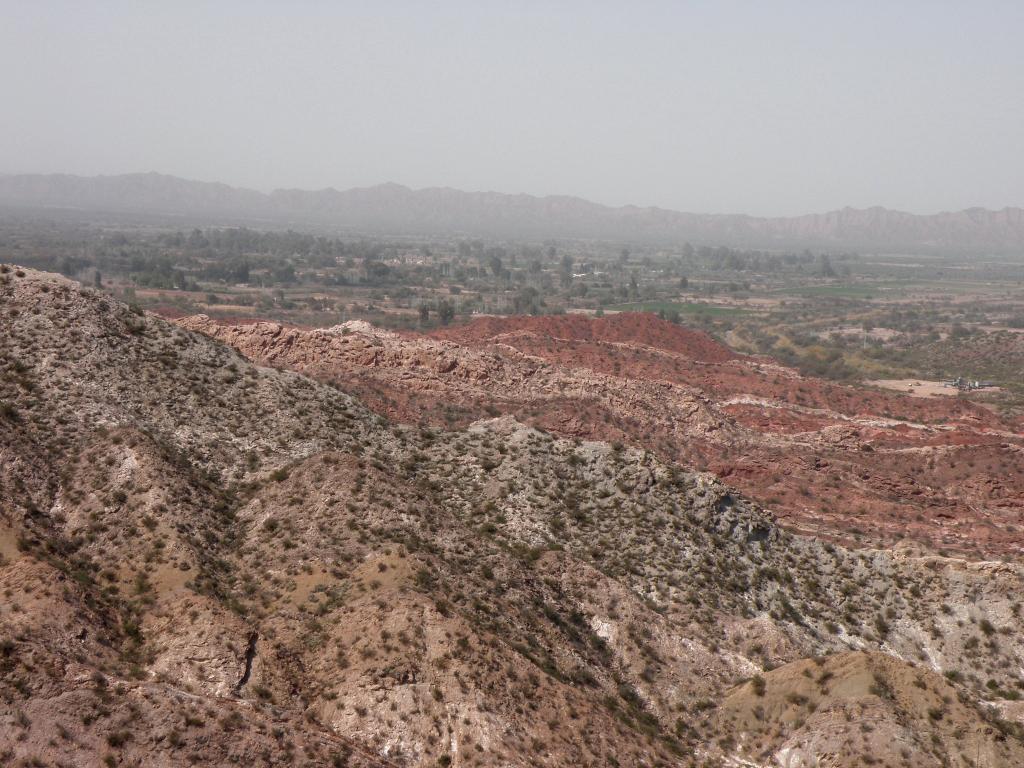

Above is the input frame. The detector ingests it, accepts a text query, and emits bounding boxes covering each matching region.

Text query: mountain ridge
[1,171,1022,250]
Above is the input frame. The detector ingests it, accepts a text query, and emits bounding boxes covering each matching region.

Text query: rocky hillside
[3,173,1023,250]
[179,312,1024,558]
[3,266,1024,767]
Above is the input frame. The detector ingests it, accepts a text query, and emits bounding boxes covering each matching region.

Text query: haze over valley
[3,172,1024,251]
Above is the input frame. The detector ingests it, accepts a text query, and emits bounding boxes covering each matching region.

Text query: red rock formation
[178,312,1024,557]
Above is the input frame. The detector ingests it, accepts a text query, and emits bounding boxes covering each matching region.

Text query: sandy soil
[819,326,900,341]
[869,379,961,397]
[0,524,21,564]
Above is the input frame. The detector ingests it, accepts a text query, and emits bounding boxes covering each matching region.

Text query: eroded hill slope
[180,312,1024,557]
[2,267,1024,767]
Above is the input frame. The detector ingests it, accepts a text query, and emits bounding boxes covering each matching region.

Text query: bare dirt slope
[716,651,1010,768]
[3,267,1024,767]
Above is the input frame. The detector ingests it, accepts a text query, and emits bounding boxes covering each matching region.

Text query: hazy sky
[2,1,1022,216]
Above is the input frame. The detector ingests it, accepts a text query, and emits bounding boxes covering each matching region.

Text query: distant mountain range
[1,171,1022,251]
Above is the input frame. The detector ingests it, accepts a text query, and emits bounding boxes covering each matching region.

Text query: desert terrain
[179,311,1024,558]
[5,4,1023,764]
[3,265,1024,768]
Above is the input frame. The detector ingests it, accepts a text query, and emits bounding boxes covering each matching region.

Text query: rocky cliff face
[3,266,1024,767]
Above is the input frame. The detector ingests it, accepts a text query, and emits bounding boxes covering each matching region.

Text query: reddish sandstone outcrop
[178,312,1024,557]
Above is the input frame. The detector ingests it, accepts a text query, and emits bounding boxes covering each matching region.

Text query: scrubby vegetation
[2,266,1024,767]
